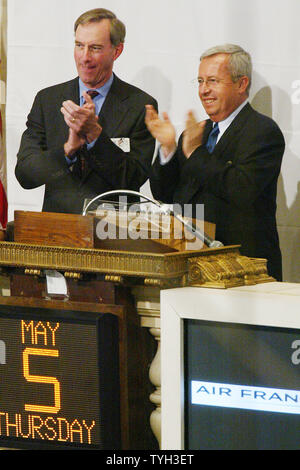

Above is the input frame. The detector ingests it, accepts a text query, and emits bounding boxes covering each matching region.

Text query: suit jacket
[16,74,157,214]
[150,103,285,280]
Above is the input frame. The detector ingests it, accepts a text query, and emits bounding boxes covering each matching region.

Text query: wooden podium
[0,210,274,449]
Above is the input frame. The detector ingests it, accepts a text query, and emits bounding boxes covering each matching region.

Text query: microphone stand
[82,190,223,249]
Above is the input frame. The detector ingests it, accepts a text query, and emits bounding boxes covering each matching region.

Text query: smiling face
[74,19,123,89]
[198,53,249,122]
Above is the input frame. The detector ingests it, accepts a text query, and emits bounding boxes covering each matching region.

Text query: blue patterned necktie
[206,123,219,153]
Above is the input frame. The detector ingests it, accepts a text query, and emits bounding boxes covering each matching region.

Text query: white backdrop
[5,0,300,282]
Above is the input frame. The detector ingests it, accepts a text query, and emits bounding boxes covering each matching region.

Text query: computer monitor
[161,284,300,450]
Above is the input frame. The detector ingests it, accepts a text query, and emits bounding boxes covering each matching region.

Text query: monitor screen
[0,305,120,450]
[184,319,300,450]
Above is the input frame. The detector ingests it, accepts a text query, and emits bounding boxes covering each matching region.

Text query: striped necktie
[84,90,99,102]
[206,123,219,153]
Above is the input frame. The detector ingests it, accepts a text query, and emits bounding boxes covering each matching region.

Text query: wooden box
[14,211,94,248]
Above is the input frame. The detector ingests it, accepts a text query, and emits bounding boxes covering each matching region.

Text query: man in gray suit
[16,8,157,214]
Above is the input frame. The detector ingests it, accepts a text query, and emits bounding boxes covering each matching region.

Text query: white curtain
[5,0,300,282]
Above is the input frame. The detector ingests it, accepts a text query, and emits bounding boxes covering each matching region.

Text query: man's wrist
[86,124,102,144]
[64,143,78,158]
[161,142,177,157]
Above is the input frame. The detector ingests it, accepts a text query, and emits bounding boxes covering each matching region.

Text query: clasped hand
[145,105,206,159]
[61,91,102,156]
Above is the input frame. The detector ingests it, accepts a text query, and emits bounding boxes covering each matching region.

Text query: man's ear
[114,42,124,61]
[238,75,249,95]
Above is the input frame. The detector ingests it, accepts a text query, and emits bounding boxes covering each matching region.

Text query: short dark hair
[74,8,126,46]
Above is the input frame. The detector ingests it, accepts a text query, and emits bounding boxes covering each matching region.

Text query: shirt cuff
[87,139,97,150]
[158,145,176,165]
[65,154,77,166]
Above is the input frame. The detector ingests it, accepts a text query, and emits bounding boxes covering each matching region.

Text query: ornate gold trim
[24,269,41,277]
[0,241,225,278]
[104,274,123,284]
[188,252,274,288]
[0,242,273,289]
[64,272,82,280]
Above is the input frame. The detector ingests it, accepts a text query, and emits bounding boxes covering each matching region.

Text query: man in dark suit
[16,8,157,215]
[145,44,285,280]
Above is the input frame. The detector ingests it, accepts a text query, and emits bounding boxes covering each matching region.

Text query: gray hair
[74,8,126,46]
[200,44,252,94]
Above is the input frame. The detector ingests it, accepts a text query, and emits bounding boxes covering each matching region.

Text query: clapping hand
[145,105,177,158]
[182,110,206,158]
[61,92,102,156]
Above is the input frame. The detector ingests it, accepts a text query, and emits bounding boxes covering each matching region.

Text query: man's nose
[81,47,92,60]
[200,81,212,94]
[199,84,211,97]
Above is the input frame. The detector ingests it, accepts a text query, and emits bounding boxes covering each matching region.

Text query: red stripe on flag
[0,109,8,228]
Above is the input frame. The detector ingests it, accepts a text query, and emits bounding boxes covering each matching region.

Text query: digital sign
[0,306,120,450]
[184,320,300,450]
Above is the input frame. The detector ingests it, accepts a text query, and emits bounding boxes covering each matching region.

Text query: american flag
[0,109,7,228]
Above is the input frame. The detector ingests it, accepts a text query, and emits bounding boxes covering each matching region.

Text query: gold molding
[188,252,274,288]
[104,274,123,283]
[0,241,273,289]
[24,268,41,277]
[64,271,82,280]
[0,241,227,277]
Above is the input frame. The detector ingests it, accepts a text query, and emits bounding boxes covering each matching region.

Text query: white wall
[5,0,300,281]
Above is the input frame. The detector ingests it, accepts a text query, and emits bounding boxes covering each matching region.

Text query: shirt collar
[79,73,114,100]
[216,99,248,135]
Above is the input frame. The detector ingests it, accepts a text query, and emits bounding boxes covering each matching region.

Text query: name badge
[111,137,130,152]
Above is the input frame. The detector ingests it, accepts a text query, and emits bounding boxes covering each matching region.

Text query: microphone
[82,189,224,248]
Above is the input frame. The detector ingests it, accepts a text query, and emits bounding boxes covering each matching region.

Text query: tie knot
[211,123,219,134]
[86,90,99,99]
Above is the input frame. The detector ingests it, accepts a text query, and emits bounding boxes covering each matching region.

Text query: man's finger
[162,112,170,123]
[61,107,80,131]
[82,91,93,104]
[62,100,80,112]
[145,105,158,124]
[185,110,198,127]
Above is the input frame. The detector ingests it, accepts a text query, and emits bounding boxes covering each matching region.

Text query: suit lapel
[98,75,130,136]
[213,102,253,157]
[61,77,80,103]
[58,78,88,184]
[59,78,80,143]
[203,119,213,142]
